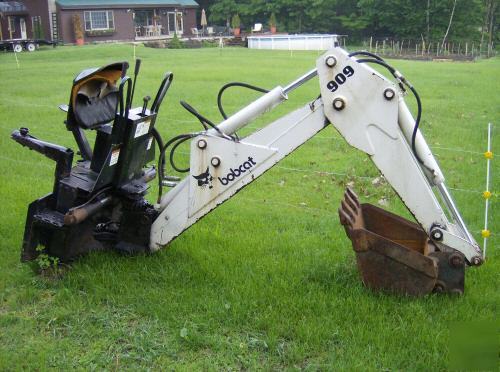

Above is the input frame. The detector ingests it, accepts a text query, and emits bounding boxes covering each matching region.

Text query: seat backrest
[68,62,126,130]
[74,88,119,130]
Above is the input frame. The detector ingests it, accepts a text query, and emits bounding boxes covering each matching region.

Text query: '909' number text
[326,66,355,93]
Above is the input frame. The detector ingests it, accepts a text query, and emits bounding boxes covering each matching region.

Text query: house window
[8,16,15,32]
[84,11,114,31]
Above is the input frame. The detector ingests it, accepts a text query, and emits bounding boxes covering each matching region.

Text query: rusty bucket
[339,188,465,296]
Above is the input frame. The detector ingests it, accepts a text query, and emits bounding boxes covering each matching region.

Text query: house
[55,0,198,44]
[0,1,55,41]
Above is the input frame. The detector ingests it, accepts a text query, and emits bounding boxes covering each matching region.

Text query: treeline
[196,0,498,45]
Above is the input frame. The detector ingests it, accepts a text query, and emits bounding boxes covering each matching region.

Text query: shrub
[168,33,184,49]
[231,14,241,29]
[72,14,84,40]
[201,40,217,48]
[269,13,277,27]
[86,29,115,37]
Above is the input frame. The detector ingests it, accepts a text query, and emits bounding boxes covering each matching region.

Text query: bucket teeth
[338,187,363,232]
[339,187,465,296]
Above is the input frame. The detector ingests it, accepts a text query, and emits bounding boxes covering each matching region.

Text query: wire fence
[362,37,497,60]
[0,120,494,240]
[0,120,493,197]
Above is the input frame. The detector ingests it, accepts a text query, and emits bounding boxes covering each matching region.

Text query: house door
[167,12,183,35]
[167,12,175,34]
[20,18,27,39]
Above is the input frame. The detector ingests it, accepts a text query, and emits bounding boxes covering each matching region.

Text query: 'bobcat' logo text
[218,156,256,186]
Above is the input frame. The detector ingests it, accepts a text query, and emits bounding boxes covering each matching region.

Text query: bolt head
[197,139,207,149]
[211,156,221,167]
[325,55,337,68]
[471,256,483,266]
[449,253,464,268]
[332,97,346,111]
[20,127,29,136]
[433,282,446,293]
[431,229,443,241]
[383,88,396,100]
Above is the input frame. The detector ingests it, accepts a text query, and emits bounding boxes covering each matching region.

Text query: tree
[209,0,238,26]
[207,0,488,44]
[441,0,457,48]
[480,0,499,54]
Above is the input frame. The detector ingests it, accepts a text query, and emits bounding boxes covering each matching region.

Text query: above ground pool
[247,34,340,51]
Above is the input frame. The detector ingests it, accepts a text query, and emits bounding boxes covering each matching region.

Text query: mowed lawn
[0,44,498,370]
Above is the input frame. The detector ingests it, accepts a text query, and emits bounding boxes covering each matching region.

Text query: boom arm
[151,48,482,267]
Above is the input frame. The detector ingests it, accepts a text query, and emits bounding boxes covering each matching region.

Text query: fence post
[482,123,493,258]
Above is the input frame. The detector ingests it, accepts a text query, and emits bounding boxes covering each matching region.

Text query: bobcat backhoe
[11,48,483,296]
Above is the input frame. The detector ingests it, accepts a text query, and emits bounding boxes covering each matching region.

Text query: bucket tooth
[339,187,464,296]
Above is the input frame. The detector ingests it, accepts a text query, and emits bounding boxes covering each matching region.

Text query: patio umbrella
[201,9,207,36]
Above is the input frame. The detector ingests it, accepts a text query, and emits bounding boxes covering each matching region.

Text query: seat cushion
[74,89,119,130]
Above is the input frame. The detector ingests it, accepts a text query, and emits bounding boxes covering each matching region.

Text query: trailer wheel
[13,44,22,53]
[26,42,36,52]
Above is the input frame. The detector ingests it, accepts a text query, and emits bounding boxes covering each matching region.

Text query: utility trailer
[0,39,56,53]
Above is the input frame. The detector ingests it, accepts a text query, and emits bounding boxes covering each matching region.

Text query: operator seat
[63,62,128,162]
[73,79,119,129]
[69,62,126,130]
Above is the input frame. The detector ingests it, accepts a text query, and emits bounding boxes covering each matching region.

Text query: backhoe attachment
[10,48,482,297]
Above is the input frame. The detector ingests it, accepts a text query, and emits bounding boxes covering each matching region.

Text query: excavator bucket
[339,188,465,296]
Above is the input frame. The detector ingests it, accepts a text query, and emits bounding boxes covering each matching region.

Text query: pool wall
[247,34,339,51]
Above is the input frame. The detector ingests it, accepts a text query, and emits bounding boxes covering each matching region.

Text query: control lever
[151,72,174,114]
[141,96,151,116]
[130,59,141,106]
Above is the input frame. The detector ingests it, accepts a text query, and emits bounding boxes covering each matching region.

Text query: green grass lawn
[0,44,498,370]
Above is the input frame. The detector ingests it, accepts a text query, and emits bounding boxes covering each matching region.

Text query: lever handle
[151,72,174,114]
[142,95,151,116]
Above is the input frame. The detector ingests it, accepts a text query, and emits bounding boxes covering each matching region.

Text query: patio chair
[191,28,199,38]
[207,27,214,36]
[252,23,263,33]
[145,25,154,37]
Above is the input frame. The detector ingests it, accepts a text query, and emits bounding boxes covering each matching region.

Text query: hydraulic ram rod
[209,68,318,136]
[283,68,318,94]
[399,98,475,245]
[398,98,444,185]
